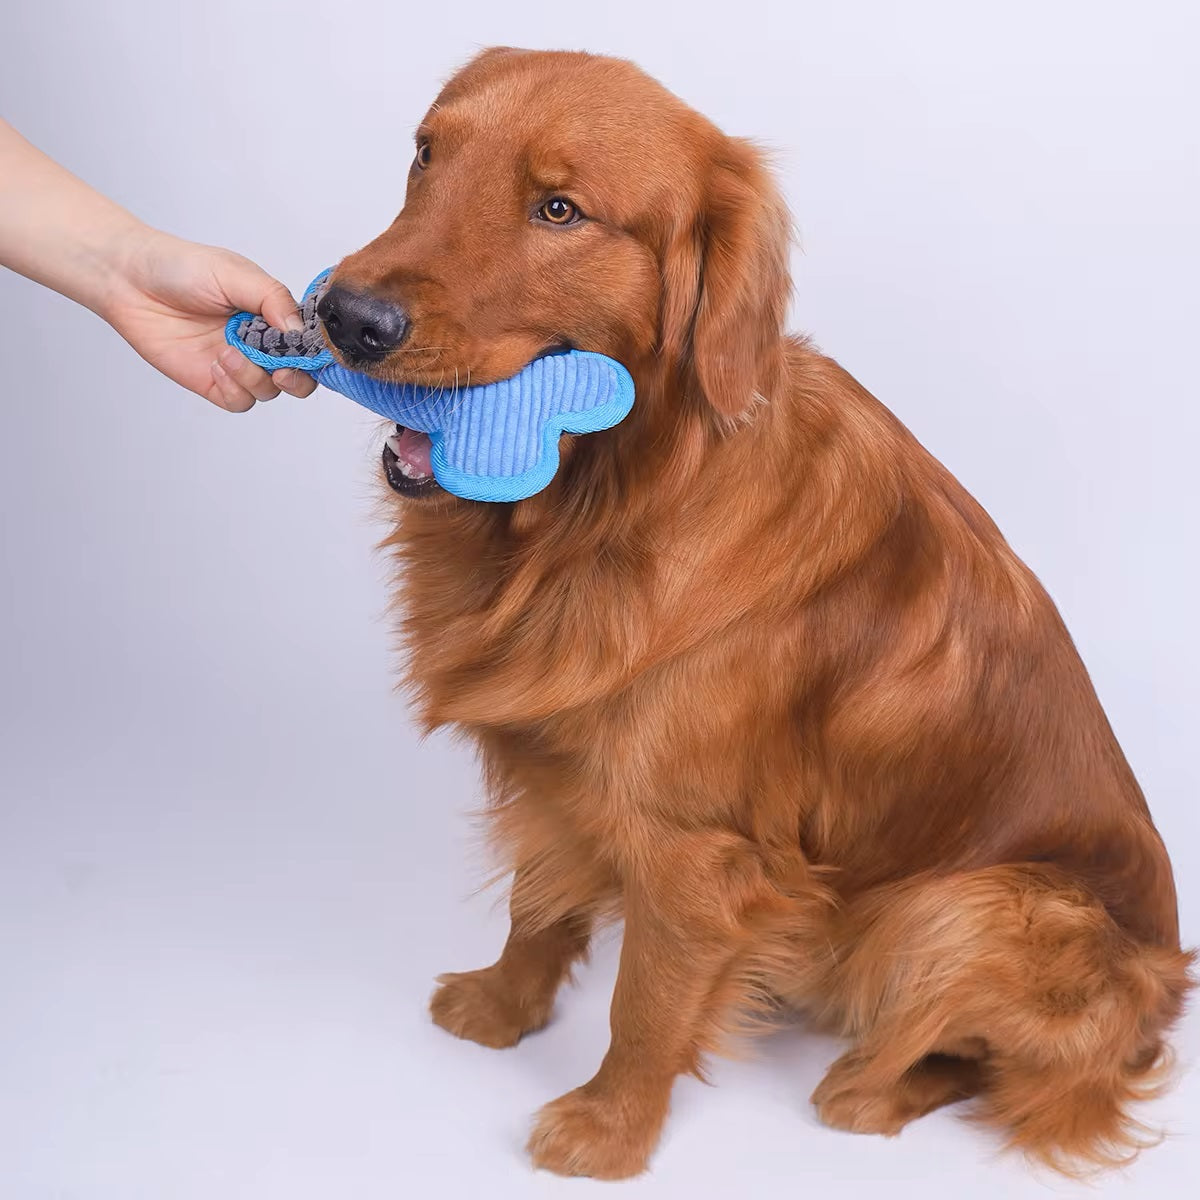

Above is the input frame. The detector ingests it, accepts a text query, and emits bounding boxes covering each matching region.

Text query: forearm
[1,117,313,408]
[0,117,145,315]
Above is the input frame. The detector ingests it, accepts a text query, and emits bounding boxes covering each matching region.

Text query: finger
[218,345,281,402]
[210,358,258,412]
[218,255,305,332]
[272,367,317,398]
[258,280,305,332]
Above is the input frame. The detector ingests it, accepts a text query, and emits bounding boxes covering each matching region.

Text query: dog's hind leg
[812,1042,987,1135]
[807,866,1192,1170]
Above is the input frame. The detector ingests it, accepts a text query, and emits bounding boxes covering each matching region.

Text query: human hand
[101,229,318,412]
[1,119,317,412]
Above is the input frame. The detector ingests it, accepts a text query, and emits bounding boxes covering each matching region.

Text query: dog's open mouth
[379,345,577,499]
[383,425,442,497]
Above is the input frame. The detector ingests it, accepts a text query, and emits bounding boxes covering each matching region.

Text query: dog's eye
[415,140,432,170]
[537,197,580,225]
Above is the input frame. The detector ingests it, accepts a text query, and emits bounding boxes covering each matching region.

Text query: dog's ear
[663,138,792,420]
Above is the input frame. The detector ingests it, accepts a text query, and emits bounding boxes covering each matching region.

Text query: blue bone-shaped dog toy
[225,269,635,502]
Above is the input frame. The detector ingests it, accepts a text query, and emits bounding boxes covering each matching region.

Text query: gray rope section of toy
[235,284,329,358]
[233,279,470,423]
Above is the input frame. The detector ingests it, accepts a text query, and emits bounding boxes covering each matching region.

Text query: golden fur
[329,48,1193,1178]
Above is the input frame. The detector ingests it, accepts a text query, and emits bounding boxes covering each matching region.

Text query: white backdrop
[1,2,1197,1197]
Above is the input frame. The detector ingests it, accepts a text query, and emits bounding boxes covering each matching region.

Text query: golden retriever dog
[317,47,1192,1178]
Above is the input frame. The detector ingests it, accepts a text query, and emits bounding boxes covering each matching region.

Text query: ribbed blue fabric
[226,270,635,503]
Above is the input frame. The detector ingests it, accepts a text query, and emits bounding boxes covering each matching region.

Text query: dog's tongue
[387,428,434,479]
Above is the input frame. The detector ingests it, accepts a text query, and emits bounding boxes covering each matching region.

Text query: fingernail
[219,346,243,369]
[282,312,304,333]
[212,358,227,378]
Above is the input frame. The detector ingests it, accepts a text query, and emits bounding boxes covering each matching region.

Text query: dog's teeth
[386,436,422,479]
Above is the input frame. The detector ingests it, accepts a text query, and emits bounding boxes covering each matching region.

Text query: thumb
[218,255,304,332]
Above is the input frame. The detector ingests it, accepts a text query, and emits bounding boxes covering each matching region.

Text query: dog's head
[321,48,792,499]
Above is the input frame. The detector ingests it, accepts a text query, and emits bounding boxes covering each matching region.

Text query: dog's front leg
[527,828,778,1179]
[431,863,600,1049]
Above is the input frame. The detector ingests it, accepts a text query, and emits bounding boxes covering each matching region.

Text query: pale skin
[0,117,316,411]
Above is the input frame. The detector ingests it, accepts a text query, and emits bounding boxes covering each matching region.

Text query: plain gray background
[1,1,1197,1196]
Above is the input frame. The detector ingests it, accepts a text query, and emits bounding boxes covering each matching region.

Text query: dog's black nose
[317,286,409,359]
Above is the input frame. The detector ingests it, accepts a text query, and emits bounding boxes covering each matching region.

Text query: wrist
[78,212,157,321]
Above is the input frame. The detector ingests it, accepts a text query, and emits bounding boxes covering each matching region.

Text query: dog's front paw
[527,1085,663,1179]
[430,967,547,1049]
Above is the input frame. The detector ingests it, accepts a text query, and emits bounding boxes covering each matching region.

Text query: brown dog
[320,48,1193,1178]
